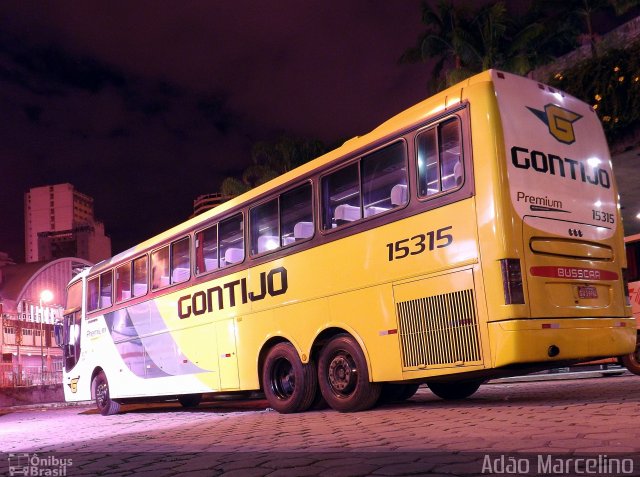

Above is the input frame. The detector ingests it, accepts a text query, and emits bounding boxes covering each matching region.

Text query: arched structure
[0,257,92,386]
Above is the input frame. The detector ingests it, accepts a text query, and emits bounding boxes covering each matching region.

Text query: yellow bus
[57,70,635,415]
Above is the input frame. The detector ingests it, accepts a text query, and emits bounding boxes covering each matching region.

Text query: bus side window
[133,256,148,297]
[99,270,113,308]
[196,225,219,274]
[219,214,244,267]
[281,183,313,244]
[322,163,360,229]
[251,198,279,255]
[361,141,408,217]
[171,237,190,284]
[115,263,132,302]
[417,118,462,197]
[87,277,99,312]
[151,246,170,290]
[440,119,463,191]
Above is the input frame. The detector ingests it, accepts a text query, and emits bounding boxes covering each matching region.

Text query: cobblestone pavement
[2,375,640,476]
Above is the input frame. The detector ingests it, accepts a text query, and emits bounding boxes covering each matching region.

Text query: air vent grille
[396,289,482,368]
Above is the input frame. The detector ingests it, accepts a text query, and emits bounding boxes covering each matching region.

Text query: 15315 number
[386,226,453,261]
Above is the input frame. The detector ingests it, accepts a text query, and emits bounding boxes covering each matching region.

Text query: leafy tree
[220,136,327,196]
[534,0,640,58]
[403,1,580,90]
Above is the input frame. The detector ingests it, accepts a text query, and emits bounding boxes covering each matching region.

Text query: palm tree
[220,136,326,196]
[403,1,582,90]
[402,1,473,91]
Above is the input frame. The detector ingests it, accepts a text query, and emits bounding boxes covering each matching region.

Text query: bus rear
[482,71,635,368]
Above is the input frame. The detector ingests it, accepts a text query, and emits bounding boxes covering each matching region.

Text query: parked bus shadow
[80,393,271,415]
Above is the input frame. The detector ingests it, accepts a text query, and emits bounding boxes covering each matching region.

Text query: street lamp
[39,290,53,385]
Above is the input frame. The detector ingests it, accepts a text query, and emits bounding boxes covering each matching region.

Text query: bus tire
[318,334,381,412]
[178,393,202,408]
[262,342,317,413]
[621,336,640,376]
[427,380,482,400]
[93,371,121,416]
[379,383,420,404]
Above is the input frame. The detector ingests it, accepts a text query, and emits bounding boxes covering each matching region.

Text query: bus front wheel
[318,334,381,412]
[178,393,202,408]
[620,335,640,375]
[427,380,482,400]
[93,371,121,416]
[262,342,317,413]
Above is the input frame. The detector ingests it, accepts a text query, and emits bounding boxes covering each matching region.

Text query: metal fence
[0,363,62,387]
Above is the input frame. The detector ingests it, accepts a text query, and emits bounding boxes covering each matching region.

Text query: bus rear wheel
[620,335,640,375]
[93,371,121,416]
[262,342,317,413]
[318,334,381,412]
[427,380,482,400]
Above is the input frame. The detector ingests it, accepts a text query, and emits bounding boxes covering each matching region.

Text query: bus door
[61,309,82,372]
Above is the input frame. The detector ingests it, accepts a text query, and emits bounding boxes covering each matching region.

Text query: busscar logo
[527,104,582,144]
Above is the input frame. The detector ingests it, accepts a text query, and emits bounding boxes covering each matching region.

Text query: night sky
[0,1,430,261]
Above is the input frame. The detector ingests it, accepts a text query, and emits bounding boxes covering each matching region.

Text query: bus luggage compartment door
[393,270,483,371]
[216,319,240,389]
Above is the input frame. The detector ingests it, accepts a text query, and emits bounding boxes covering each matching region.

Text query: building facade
[24,183,111,263]
[0,257,92,386]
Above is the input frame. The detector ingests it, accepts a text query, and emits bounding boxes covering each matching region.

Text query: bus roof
[92,70,499,274]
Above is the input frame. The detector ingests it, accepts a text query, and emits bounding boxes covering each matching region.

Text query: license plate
[578,286,598,299]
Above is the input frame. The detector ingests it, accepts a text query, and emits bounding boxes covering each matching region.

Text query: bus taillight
[501,259,525,305]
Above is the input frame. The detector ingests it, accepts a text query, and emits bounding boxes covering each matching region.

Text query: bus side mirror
[53,322,63,347]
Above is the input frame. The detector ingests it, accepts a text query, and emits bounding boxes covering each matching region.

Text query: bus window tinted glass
[417,118,462,197]
[281,183,313,244]
[417,128,439,196]
[361,142,407,217]
[115,263,132,302]
[133,256,148,297]
[322,163,360,229]
[196,225,218,274]
[171,237,190,284]
[87,277,99,312]
[151,246,170,290]
[219,214,244,267]
[251,199,279,255]
[100,271,113,308]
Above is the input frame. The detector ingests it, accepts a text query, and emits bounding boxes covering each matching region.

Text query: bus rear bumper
[488,317,636,368]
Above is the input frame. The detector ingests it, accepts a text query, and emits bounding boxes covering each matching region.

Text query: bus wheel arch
[316,332,381,412]
[261,341,317,413]
[91,368,121,416]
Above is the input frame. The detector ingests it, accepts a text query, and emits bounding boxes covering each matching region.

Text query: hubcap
[328,352,357,395]
[271,358,295,400]
[96,382,108,408]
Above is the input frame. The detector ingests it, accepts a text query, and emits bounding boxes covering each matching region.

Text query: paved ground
[1,374,640,476]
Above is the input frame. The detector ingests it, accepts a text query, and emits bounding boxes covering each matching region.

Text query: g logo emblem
[527,104,582,145]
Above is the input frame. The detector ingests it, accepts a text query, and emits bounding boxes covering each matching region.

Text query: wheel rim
[327,351,358,397]
[270,357,295,400]
[96,381,108,408]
